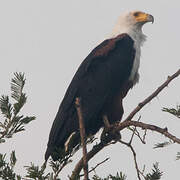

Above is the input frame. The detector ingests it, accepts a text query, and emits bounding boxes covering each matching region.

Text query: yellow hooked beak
[134,12,154,23]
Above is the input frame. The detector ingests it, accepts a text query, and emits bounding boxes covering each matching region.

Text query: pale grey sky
[0,0,180,179]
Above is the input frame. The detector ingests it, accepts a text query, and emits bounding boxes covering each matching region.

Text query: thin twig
[119,140,141,180]
[129,116,141,144]
[129,127,146,144]
[80,158,109,177]
[136,129,146,144]
[142,129,147,143]
[75,97,89,180]
[124,68,180,121]
[129,126,136,145]
[128,116,146,144]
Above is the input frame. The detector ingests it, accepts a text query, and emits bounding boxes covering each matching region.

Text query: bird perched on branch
[45,11,154,161]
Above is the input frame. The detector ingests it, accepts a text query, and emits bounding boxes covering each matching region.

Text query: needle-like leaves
[11,72,27,115]
[153,141,172,149]
[0,96,12,119]
[162,105,180,119]
[145,163,163,180]
[176,152,180,160]
[0,73,35,143]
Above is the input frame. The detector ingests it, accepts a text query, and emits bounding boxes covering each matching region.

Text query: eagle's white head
[110,11,154,45]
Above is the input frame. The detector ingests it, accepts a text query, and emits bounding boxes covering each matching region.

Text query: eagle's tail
[45,107,79,161]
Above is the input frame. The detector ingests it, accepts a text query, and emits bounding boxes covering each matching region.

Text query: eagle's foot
[100,124,121,144]
[101,115,121,143]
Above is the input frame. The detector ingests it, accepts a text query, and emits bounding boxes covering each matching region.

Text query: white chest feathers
[128,30,146,85]
[129,43,141,84]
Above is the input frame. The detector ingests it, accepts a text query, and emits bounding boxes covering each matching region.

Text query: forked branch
[70,69,180,179]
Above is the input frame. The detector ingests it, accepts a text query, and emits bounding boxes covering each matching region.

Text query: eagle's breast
[129,42,141,85]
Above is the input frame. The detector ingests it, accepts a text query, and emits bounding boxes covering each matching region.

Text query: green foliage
[92,163,163,180]
[108,173,127,180]
[176,152,180,160]
[162,105,180,119]
[0,72,35,143]
[92,172,127,180]
[155,105,180,161]
[24,163,50,180]
[153,141,172,149]
[0,73,37,179]
[0,151,21,180]
[145,163,163,180]
[0,96,12,119]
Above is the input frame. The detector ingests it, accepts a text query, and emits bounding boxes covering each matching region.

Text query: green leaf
[25,163,49,179]
[13,93,27,115]
[162,105,180,119]
[14,126,25,133]
[0,153,6,168]
[11,72,26,102]
[0,152,17,180]
[146,162,163,180]
[92,172,127,180]
[5,134,12,138]
[20,116,36,124]
[0,138,5,143]
[16,175,22,180]
[176,152,180,160]
[153,141,172,149]
[10,151,17,168]
[0,95,12,119]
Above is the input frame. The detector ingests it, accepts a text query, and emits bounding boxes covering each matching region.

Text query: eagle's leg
[100,115,121,143]
[103,115,111,129]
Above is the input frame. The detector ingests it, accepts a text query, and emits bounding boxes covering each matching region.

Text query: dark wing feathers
[45,33,135,160]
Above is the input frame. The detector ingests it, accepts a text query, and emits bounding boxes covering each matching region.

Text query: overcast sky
[0,0,180,179]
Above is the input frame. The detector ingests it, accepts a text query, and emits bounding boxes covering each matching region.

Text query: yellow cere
[133,11,149,22]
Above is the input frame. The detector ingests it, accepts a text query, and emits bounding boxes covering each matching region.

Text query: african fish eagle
[45,11,154,161]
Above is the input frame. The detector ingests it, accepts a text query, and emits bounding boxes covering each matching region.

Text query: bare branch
[71,70,180,179]
[80,158,109,177]
[142,129,147,143]
[75,97,89,180]
[131,127,146,144]
[71,120,180,179]
[71,142,107,179]
[125,68,180,121]
[129,126,136,145]
[129,116,141,144]
[117,121,180,144]
[119,140,141,180]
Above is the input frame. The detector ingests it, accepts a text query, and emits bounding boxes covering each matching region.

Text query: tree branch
[80,158,109,177]
[116,121,180,144]
[125,68,180,121]
[75,97,89,180]
[119,140,141,180]
[71,120,180,179]
[71,142,107,179]
[71,69,180,179]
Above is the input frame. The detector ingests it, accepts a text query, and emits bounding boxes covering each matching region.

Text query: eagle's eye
[133,12,141,17]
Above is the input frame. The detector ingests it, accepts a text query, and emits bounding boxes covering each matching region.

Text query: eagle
[45,11,154,161]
